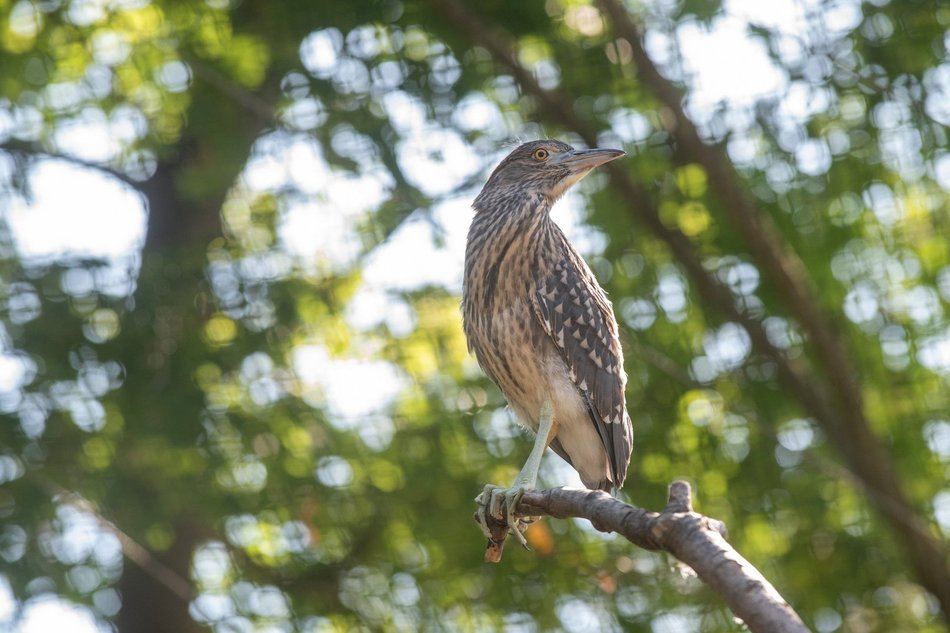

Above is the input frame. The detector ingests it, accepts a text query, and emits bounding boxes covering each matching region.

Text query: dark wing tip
[581,392,633,491]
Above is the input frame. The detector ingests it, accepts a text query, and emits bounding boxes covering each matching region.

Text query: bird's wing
[533,255,633,490]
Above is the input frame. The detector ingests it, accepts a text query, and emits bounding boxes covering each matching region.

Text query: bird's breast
[462,219,556,405]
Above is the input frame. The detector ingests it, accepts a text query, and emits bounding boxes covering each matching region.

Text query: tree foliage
[1,0,949,631]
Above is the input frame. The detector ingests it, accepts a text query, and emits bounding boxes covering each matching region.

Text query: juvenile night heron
[463,139,633,548]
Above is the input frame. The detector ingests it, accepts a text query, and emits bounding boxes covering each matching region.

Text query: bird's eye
[532,148,549,161]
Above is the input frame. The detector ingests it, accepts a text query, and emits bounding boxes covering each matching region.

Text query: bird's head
[474,140,625,211]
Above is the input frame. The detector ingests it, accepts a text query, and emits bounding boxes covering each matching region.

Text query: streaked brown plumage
[463,140,633,500]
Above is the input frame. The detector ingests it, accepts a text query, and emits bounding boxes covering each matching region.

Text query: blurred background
[1,0,950,631]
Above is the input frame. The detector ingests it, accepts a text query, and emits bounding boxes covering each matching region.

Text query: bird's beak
[544,147,625,202]
[555,148,625,172]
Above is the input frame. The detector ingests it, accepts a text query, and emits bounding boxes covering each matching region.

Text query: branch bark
[480,482,809,633]
[428,0,950,618]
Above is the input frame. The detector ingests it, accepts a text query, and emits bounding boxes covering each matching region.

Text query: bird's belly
[468,298,611,487]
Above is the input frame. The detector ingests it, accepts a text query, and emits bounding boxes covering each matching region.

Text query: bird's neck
[464,192,564,308]
[467,191,553,265]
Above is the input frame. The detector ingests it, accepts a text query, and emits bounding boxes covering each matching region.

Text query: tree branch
[0,140,144,191]
[479,482,808,633]
[28,474,195,603]
[187,58,276,122]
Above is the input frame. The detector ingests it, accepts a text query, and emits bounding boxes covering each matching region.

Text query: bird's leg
[509,396,554,500]
[476,397,555,548]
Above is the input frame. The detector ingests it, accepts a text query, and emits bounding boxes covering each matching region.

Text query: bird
[462,139,633,547]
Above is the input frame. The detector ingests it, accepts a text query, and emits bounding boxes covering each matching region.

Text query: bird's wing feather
[533,255,633,489]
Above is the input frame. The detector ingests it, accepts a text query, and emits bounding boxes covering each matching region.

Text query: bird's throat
[546,168,593,203]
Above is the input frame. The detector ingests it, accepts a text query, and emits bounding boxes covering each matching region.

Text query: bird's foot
[474,484,534,552]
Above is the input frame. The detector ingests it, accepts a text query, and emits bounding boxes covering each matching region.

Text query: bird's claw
[475,484,533,550]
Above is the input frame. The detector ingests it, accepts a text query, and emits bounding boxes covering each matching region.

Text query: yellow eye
[532,148,549,161]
